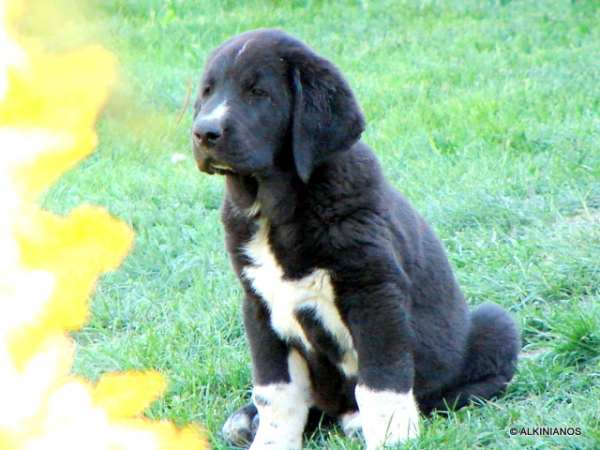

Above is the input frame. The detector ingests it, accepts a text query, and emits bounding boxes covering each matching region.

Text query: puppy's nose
[193,118,223,147]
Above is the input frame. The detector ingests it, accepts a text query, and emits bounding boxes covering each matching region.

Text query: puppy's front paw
[248,416,303,450]
[248,382,309,450]
[355,386,420,450]
[223,403,259,448]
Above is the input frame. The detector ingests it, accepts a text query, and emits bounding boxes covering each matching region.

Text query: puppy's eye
[251,87,268,97]
[202,86,212,96]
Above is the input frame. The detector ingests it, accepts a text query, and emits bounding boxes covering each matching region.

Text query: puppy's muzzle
[193,117,223,148]
[192,106,234,174]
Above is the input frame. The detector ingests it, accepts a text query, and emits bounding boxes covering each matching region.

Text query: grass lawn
[19,0,600,448]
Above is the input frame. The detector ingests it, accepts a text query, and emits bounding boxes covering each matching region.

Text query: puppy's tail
[461,302,520,385]
[421,302,520,413]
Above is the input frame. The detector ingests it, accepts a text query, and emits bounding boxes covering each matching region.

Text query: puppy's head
[192,28,365,183]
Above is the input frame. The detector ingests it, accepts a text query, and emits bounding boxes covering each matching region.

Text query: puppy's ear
[289,51,365,183]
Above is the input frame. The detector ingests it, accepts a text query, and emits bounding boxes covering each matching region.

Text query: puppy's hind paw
[340,410,362,440]
[222,403,259,448]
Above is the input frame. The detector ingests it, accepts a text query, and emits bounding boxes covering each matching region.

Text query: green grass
[18,0,600,448]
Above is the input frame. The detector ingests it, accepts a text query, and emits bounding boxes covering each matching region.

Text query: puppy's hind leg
[423,302,520,413]
[223,403,259,447]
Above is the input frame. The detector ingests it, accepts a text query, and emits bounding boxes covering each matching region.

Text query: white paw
[249,382,309,449]
[355,386,420,450]
[247,350,312,449]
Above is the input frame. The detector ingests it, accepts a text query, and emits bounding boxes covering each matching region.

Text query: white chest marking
[243,219,358,375]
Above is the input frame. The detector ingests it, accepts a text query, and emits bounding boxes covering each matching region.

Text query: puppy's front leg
[354,385,420,450]
[345,294,420,450]
[243,294,312,450]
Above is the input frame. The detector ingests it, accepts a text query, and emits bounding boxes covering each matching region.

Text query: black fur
[191,28,520,445]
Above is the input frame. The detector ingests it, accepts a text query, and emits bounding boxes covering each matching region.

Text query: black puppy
[191,28,519,450]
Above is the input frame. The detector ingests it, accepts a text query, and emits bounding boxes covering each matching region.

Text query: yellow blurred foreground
[0,0,208,448]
